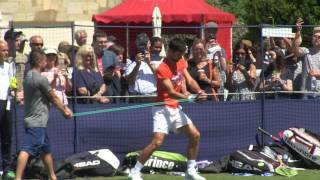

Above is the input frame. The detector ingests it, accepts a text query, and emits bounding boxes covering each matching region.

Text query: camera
[264,52,272,62]
[137,45,146,54]
[233,56,240,65]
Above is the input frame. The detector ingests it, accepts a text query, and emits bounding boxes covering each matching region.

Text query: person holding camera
[41,48,72,105]
[124,33,157,103]
[258,48,293,99]
[73,45,109,104]
[226,42,256,101]
[205,33,227,101]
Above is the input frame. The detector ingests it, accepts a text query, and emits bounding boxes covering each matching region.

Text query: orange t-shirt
[156,58,187,108]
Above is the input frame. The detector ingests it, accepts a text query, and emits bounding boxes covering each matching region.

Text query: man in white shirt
[125,33,157,102]
[0,40,15,179]
[293,25,320,99]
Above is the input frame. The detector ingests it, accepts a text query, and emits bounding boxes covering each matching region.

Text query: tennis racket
[258,127,281,142]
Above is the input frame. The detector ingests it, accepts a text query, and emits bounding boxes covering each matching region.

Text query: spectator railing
[1,23,320,164]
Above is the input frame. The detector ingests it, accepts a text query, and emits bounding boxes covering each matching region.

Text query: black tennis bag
[228,149,280,175]
[55,149,120,178]
[282,127,320,168]
[122,150,187,173]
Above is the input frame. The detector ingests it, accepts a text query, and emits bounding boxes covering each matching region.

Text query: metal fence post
[260,23,266,145]
[70,22,78,154]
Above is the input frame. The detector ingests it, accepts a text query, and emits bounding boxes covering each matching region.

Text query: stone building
[0,0,122,49]
[0,0,122,22]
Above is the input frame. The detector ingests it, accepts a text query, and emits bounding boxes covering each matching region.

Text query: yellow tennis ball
[10,77,17,90]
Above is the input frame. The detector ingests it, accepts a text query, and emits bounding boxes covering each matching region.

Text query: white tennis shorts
[152,105,192,134]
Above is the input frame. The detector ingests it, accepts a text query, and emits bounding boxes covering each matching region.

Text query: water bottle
[283,154,289,165]
[213,54,219,64]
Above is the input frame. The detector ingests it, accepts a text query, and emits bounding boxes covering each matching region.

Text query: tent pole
[200,14,205,39]
[200,23,204,39]
[126,23,130,58]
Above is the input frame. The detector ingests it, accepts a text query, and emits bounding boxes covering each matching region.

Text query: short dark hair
[108,44,125,55]
[107,35,118,43]
[168,38,186,53]
[206,33,216,41]
[135,33,150,47]
[93,30,107,42]
[30,49,46,68]
[150,36,162,46]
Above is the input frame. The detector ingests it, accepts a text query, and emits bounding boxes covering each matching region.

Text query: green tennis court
[76,170,320,180]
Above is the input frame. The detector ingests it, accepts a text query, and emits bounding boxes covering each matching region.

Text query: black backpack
[55,149,120,178]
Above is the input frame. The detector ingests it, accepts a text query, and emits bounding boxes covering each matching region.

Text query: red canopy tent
[92,0,236,59]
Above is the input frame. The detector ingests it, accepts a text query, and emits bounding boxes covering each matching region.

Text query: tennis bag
[282,127,320,168]
[55,149,120,178]
[261,142,304,168]
[122,150,187,173]
[228,149,280,175]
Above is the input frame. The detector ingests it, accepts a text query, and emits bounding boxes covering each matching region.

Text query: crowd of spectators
[3,21,320,105]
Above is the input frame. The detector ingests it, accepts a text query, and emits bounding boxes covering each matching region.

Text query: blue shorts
[20,128,51,157]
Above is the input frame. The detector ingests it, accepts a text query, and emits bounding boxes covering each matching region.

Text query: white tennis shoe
[128,171,143,180]
[185,169,206,180]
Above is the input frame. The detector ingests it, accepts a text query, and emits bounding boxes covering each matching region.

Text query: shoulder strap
[208,60,213,81]
[207,60,219,102]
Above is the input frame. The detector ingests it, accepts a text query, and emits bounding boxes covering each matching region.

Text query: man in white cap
[4,29,28,104]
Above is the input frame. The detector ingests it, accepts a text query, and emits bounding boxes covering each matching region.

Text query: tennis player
[15,49,73,180]
[128,38,207,180]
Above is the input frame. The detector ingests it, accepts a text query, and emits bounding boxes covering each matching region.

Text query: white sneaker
[128,171,143,180]
[185,169,206,180]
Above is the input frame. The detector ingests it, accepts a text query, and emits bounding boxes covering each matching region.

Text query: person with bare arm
[128,38,207,180]
[15,49,73,180]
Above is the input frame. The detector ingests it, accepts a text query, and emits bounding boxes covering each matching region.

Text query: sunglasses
[236,52,246,55]
[31,43,43,46]
[313,35,320,39]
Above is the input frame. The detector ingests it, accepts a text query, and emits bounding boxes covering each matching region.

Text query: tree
[207,0,320,25]
[207,0,320,46]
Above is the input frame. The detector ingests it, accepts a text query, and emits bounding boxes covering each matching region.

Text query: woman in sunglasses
[226,42,257,101]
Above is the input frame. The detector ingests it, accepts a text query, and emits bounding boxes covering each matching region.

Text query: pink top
[97,57,104,77]
[41,67,69,105]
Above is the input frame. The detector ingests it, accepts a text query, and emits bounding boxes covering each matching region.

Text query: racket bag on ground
[121,150,187,173]
[227,149,280,175]
[55,149,120,178]
[282,127,320,168]
[263,142,304,168]
[197,156,230,173]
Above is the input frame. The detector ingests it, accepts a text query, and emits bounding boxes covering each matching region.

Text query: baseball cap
[44,48,58,55]
[4,29,23,40]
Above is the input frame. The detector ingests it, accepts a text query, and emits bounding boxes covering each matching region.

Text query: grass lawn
[76,170,320,180]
